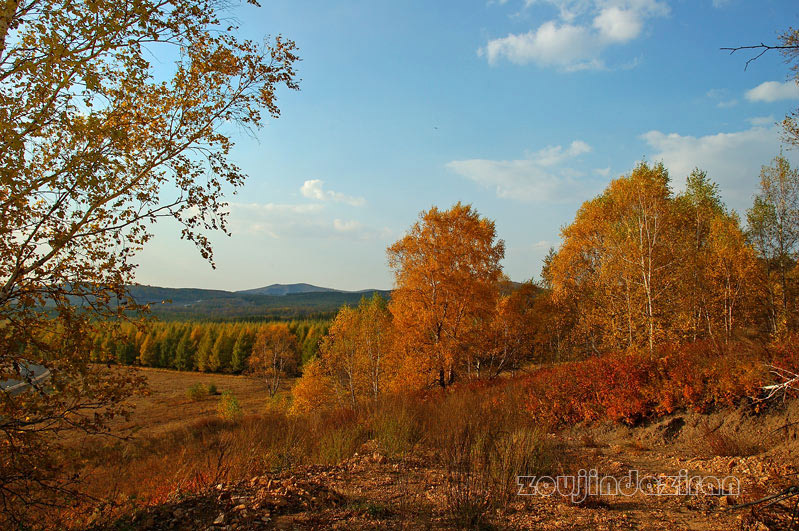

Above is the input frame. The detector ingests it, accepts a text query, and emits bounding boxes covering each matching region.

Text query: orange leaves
[542,162,762,359]
[292,294,394,411]
[249,323,298,397]
[521,341,783,427]
[387,203,504,388]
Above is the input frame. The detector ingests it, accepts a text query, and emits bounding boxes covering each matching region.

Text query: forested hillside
[126,285,391,320]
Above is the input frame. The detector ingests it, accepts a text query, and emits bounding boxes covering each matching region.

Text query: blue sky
[136,0,799,291]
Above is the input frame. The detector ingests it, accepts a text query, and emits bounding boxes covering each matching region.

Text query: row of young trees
[90,320,328,377]
[539,156,799,360]
[293,155,799,411]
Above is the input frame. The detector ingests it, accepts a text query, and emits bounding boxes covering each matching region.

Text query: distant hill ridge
[237,283,341,296]
[125,283,391,321]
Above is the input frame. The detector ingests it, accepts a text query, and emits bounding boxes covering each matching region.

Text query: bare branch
[721,43,799,70]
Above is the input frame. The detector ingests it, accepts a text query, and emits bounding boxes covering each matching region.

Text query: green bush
[317,423,368,465]
[217,391,243,422]
[186,382,219,400]
[186,383,205,401]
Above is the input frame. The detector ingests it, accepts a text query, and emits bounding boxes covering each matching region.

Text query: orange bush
[522,340,780,427]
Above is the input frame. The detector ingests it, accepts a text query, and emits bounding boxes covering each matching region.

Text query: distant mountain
[127,285,236,305]
[125,283,391,321]
[236,283,341,297]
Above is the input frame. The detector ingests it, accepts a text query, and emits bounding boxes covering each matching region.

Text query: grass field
[108,367,293,439]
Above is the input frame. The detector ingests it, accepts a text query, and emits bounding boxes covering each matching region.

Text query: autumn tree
[174,328,196,371]
[705,213,760,341]
[356,294,394,401]
[195,327,217,372]
[746,154,799,334]
[480,281,540,377]
[547,162,758,357]
[249,324,298,397]
[0,0,298,521]
[387,202,505,387]
[673,170,725,340]
[316,306,361,408]
[138,332,159,367]
[209,328,235,372]
[293,295,394,410]
[547,163,683,356]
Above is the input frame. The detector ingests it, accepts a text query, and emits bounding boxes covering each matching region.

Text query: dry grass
[105,367,291,439]
[47,370,572,529]
[692,423,763,458]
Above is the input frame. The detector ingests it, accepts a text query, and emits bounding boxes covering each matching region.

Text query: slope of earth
[97,402,799,530]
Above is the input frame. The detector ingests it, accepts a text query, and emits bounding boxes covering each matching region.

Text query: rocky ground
[87,380,799,530]
[102,412,799,530]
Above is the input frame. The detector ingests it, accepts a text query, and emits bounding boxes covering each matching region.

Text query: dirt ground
[106,437,797,530]
[95,371,799,530]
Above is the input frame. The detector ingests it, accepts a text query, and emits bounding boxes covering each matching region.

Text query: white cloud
[747,115,775,126]
[333,219,362,232]
[525,0,594,21]
[482,22,599,70]
[745,81,799,103]
[232,202,322,215]
[593,7,641,42]
[642,125,796,212]
[333,219,393,240]
[446,140,596,202]
[483,0,668,70]
[534,140,592,165]
[300,179,366,206]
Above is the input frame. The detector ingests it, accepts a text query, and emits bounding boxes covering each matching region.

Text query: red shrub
[522,340,780,427]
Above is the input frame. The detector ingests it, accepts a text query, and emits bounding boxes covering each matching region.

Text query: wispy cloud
[226,202,386,241]
[300,179,366,206]
[232,202,322,215]
[706,88,738,108]
[482,0,669,70]
[747,115,775,126]
[446,140,596,202]
[594,167,611,177]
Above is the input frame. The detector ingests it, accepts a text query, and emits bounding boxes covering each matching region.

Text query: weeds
[693,423,762,457]
[370,397,423,456]
[217,391,243,422]
[186,382,218,401]
[63,379,566,529]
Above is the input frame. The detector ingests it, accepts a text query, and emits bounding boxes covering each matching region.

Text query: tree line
[90,320,329,377]
[292,155,799,412]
